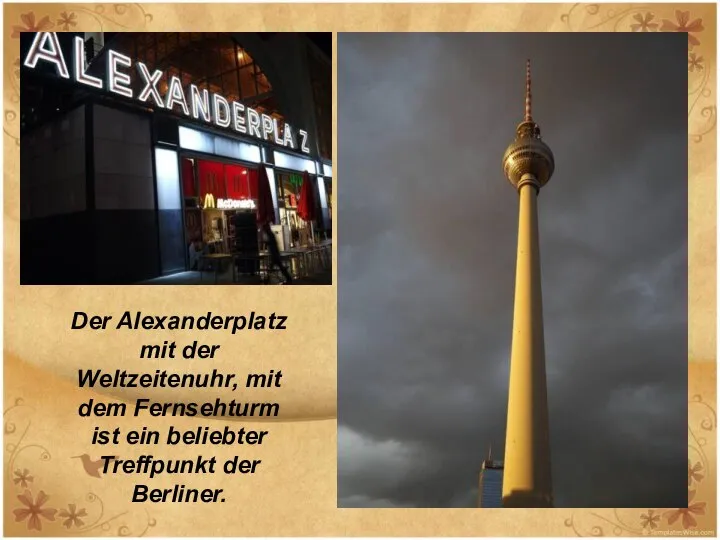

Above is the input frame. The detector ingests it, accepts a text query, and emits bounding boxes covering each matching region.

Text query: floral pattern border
[3,2,716,536]
[563,394,715,536]
[561,4,716,144]
[5,398,156,536]
[4,9,156,527]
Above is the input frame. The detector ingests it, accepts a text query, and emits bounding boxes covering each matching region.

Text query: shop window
[276,172,320,248]
[208,75,223,97]
[237,47,253,68]
[220,43,237,70]
[197,159,226,201]
[181,158,262,258]
[181,158,196,198]
[239,65,257,100]
[280,173,301,209]
[325,178,332,220]
[167,66,181,85]
[256,72,271,95]
[158,78,169,97]
[311,176,323,228]
[185,208,203,244]
[107,33,282,118]
[224,164,258,201]
[223,72,240,103]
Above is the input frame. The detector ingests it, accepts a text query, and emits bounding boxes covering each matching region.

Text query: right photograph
[338,33,688,508]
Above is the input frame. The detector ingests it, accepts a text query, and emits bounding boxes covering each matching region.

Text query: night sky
[337,32,688,509]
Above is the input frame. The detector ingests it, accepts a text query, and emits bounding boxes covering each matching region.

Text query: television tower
[500,60,554,507]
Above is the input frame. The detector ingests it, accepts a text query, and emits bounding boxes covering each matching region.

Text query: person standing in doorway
[290,214,300,247]
[262,222,293,284]
[188,238,205,271]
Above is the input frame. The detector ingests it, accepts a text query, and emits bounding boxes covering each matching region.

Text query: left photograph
[20,31,332,285]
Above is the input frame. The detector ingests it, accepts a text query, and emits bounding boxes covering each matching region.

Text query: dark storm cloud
[337,32,688,509]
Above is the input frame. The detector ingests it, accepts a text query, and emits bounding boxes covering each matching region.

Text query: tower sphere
[502,59,555,191]
[502,124,555,189]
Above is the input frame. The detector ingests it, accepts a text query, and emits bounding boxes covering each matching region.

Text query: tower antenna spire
[525,59,532,122]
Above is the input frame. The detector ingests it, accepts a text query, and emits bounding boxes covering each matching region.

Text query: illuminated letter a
[24,32,70,79]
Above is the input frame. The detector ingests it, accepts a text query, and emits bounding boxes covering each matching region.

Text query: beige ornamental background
[4,3,716,537]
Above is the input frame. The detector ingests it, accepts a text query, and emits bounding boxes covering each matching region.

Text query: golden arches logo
[203,193,215,209]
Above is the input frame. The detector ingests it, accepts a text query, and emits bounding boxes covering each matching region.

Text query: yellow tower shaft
[502,174,553,508]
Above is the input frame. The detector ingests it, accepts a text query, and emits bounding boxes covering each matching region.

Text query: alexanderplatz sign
[24,32,312,154]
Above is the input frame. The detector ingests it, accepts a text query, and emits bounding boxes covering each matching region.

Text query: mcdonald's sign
[203,193,215,209]
[203,193,256,210]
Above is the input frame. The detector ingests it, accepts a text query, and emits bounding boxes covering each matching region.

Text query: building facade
[20,32,332,284]
[478,459,504,508]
